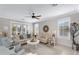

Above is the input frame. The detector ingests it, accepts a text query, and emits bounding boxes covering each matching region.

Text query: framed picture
[43,25,49,32]
[58,17,70,37]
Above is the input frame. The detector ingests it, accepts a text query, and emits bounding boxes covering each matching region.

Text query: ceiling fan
[25,12,42,20]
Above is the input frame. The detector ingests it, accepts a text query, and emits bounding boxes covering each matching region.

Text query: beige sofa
[39,33,51,43]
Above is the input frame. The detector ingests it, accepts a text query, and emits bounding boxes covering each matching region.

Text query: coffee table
[27,40,39,53]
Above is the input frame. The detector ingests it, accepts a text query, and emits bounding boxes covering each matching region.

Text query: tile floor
[22,43,79,55]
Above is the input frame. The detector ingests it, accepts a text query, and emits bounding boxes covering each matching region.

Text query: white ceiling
[0,4,79,23]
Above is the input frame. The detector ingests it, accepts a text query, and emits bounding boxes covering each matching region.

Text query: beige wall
[39,16,76,47]
[39,19,57,36]
[0,18,32,37]
[0,18,11,36]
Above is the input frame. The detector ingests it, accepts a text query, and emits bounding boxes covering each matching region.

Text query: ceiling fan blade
[35,17,40,20]
[36,15,42,17]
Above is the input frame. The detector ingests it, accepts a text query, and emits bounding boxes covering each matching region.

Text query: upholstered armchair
[39,33,51,43]
[39,36,48,43]
[0,36,26,55]
[13,44,25,55]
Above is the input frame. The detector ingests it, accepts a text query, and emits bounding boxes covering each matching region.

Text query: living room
[0,4,79,55]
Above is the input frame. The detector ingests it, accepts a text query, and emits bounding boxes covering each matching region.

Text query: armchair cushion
[14,44,22,53]
[39,36,48,43]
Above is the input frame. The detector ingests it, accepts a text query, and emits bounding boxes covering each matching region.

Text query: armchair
[13,44,25,55]
[39,33,50,43]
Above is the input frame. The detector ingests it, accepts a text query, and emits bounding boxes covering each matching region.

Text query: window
[34,23,39,35]
[58,17,70,37]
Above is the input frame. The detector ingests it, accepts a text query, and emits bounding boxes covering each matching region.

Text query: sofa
[0,37,12,48]
[0,37,26,55]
